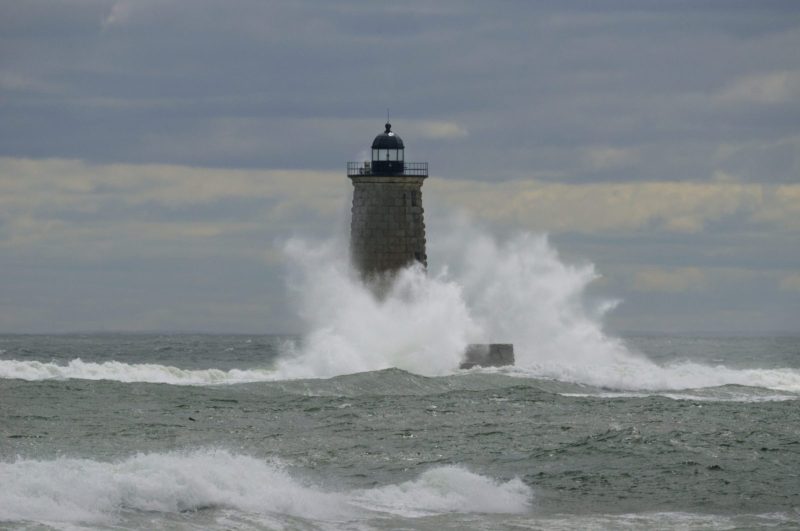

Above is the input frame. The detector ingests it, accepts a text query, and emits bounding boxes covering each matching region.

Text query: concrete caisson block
[459,344,515,369]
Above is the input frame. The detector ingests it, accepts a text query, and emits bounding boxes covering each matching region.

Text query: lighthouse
[347,122,428,277]
[346,120,514,368]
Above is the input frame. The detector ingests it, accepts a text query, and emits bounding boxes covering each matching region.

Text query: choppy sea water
[3,232,800,529]
[1,333,799,530]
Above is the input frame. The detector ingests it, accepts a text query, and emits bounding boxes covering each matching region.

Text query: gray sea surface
[1,334,799,530]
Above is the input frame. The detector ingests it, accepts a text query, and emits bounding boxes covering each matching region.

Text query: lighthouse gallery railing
[347,161,428,177]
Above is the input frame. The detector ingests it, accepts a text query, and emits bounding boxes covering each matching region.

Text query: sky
[1,0,798,334]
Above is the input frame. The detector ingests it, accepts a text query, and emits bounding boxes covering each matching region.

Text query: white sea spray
[274,221,800,394]
[1,222,799,395]
[0,450,530,525]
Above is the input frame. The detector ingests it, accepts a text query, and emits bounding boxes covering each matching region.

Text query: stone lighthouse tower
[347,122,428,277]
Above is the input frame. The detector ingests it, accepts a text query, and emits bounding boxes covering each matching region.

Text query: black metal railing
[347,161,428,177]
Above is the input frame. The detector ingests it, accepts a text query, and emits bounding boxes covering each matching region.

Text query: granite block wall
[349,176,426,276]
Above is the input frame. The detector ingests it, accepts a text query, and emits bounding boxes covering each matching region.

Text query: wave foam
[509,359,800,394]
[3,356,798,398]
[560,389,799,402]
[275,227,800,394]
[3,226,798,395]
[274,238,477,379]
[351,465,531,517]
[0,450,531,525]
[0,358,276,385]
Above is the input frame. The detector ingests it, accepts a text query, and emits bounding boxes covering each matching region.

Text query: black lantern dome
[347,122,427,179]
[371,122,405,149]
[371,122,405,175]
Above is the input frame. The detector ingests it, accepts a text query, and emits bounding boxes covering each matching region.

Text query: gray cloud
[0,1,798,333]
[3,1,798,177]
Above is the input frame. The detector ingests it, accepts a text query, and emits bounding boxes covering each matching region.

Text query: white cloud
[582,147,639,171]
[429,179,800,234]
[4,158,799,250]
[0,157,797,333]
[749,185,800,229]
[633,267,707,293]
[781,274,800,292]
[717,70,800,105]
[412,121,469,140]
[712,170,739,183]
[102,1,130,28]
[0,157,343,249]
[712,136,800,183]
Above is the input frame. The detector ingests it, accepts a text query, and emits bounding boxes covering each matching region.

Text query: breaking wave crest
[0,449,531,525]
[274,224,800,394]
[2,222,799,395]
[0,358,275,385]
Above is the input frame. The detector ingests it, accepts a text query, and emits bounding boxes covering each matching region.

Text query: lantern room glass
[373,149,404,162]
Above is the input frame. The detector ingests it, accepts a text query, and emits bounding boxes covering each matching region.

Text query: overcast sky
[1,0,798,334]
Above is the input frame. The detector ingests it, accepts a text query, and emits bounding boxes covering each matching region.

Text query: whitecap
[0,450,531,526]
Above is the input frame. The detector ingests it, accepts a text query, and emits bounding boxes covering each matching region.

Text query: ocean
[2,234,800,529]
[2,334,799,530]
